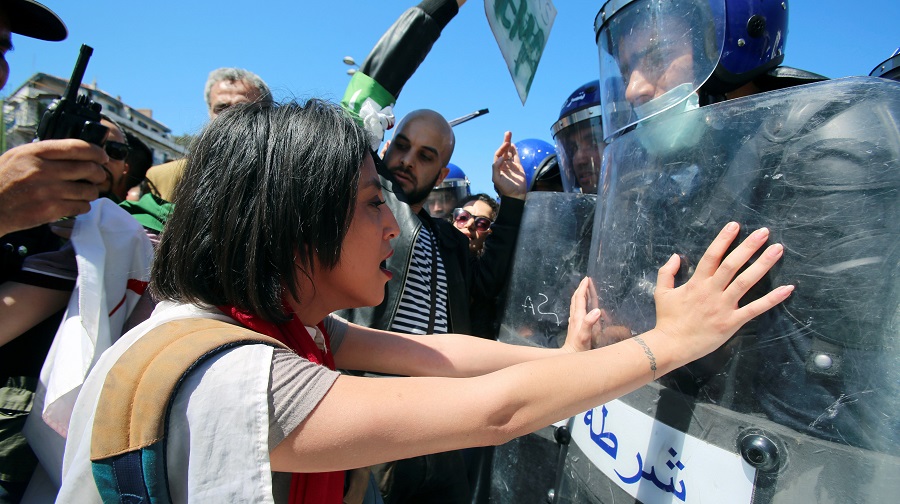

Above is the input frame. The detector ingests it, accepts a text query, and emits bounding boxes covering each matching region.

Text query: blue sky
[4,0,898,194]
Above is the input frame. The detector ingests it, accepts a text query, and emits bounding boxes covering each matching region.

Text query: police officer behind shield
[593,0,897,467]
[551,80,607,194]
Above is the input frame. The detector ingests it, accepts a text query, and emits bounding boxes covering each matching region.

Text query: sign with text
[485,0,556,104]
[572,399,756,503]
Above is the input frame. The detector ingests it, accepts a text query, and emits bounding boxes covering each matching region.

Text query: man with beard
[337,2,526,499]
[342,116,525,337]
[339,114,526,502]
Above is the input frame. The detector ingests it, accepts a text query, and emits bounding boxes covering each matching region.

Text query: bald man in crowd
[337,108,526,502]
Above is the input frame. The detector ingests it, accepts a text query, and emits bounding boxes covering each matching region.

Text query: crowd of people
[1,0,896,503]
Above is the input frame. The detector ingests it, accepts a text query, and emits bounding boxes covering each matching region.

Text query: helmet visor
[595,0,725,139]
[425,185,469,220]
[553,117,606,194]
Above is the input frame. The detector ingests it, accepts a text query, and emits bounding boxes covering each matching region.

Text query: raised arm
[272,223,793,472]
[341,0,466,148]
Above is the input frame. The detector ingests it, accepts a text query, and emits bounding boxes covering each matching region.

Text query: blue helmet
[443,163,468,186]
[710,0,789,94]
[551,81,606,194]
[554,81,602,129]
[425,163,471,220]
[595,0,789,138]
[514,138,555,190]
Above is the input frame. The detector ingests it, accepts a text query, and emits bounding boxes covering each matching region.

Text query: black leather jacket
[335,0,524,334]
[338,164,524,334]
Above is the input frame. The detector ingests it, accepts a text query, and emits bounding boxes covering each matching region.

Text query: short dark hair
[458,193,499,220]
[152,99,369,322]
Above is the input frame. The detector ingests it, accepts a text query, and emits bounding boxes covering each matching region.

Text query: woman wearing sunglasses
[56,100,793,503]
[452,193,498,256]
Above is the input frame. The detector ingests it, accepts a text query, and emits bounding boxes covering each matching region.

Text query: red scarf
[221,304,344,504]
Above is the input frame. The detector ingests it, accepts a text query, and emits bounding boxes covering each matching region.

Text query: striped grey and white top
[390,224,449,334]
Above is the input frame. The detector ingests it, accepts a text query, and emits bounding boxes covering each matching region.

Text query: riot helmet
[595,0,788,140]
[425,163,470,220]
[531,153,563,192]
[551,81,607,194]
[514,138,555,190]
[870,48,900,82]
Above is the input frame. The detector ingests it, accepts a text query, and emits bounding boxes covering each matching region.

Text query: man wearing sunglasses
[98,116,131,202]
[0,1,108,245]
[0,4,112,501]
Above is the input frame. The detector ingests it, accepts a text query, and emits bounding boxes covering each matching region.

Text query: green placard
[485,0,557,104]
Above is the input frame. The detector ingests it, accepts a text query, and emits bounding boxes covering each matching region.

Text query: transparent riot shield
[496,191,596,348]
[489,191,596,503]
[557,77,899,504]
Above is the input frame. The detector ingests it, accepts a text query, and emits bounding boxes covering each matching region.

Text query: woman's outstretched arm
[332,274,599,377]
[273,223,792,473]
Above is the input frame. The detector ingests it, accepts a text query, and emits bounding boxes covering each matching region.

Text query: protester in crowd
[143,67,272,202]
[453,191,502,343]
[95,116,132,202]
[343,107,526,501]
[0,3,109,501]
[0,116,127,346]
[1,120,164,502]
[204,67,273,119]
[338,1,528,499]
[452,193,498,256]
[56,99,793,504]
[0,115,170,503]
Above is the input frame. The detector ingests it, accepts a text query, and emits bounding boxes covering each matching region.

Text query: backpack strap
[89,317,288,503]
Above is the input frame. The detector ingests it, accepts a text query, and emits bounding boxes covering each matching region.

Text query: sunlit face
[454,200,495,255]
[383,115,451,209]
[310,154,400,310]
[619,25,695,108]
[100,119,129,199]
[208,79,263,119]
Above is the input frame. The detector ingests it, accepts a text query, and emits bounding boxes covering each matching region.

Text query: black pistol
[35,44,107,145]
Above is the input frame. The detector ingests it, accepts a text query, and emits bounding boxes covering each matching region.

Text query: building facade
[2,72,186,166]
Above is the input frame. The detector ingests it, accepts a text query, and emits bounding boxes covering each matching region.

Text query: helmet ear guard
[703,0,789,95]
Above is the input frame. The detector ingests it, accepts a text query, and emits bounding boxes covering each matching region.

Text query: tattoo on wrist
[633,336,657,379]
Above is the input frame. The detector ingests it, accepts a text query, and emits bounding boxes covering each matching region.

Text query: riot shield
[489,191,596,504]
[496,191,596,348]
[558,77,899,503]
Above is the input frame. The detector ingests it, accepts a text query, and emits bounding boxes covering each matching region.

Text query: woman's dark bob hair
[152,99,370,322]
